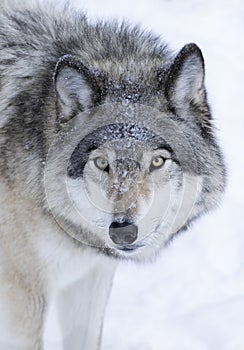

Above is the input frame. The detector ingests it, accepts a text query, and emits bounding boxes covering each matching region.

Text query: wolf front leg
[0,284,46,350]
[56,258,117,350]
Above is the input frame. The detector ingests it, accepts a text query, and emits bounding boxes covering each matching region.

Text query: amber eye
[94,157,109,172]
[150,156,165,171]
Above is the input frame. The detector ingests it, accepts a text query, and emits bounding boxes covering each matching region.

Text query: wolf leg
[0,283,45,350]
[56,258,117,350]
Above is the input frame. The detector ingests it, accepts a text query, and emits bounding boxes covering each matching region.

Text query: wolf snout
[109,221,138,245]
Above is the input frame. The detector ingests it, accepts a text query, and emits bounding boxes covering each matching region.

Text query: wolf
[0,1,226,349]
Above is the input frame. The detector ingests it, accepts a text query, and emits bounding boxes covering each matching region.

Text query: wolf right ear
[54,55,102,123]
[165,43,206,113]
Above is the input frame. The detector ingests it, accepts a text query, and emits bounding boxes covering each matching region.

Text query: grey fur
[0,1,226,349]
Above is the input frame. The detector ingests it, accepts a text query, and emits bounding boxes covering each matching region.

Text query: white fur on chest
[36,222,116,350]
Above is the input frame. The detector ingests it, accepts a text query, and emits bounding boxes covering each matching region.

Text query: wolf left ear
[54,55,102,123]
[165,43,206,112]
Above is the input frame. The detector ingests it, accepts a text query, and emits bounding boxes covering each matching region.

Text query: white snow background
[43,0,244,349]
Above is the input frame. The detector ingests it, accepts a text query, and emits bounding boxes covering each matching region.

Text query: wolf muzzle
[109,221,138,245]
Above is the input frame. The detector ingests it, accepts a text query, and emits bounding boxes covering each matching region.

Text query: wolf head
[42,43,225,261]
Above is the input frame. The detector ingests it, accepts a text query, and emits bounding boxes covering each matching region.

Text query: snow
[66,0,244,349]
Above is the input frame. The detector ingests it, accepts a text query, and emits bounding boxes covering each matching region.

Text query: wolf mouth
[116,244,144,252]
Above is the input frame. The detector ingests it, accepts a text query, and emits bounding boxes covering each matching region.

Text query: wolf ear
[165,43,206,112]
[54,55,102,123]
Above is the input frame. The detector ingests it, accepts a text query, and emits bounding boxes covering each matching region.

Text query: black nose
[109,221,138,245]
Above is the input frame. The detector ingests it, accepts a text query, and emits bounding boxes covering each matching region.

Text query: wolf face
[66,137,184,260]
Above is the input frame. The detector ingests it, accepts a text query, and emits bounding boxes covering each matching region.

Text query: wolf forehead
[67,123,172,179]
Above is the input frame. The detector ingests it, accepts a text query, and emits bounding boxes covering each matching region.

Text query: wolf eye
[150,156,165,171]
[94,157,109,172]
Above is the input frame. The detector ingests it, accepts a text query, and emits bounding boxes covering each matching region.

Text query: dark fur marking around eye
[67,123,171,179]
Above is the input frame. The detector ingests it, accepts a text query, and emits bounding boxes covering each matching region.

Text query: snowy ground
[64,1,244,349]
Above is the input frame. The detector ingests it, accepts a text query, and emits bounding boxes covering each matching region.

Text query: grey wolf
[0,1,226,349]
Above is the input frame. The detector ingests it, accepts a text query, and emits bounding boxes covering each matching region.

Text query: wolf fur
[0,1,226,349]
